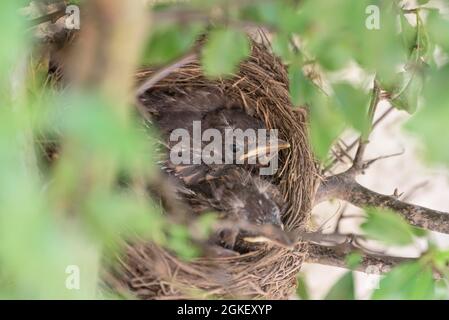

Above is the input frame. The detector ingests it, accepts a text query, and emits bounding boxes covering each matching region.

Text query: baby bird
[139,88,289,181]
[178,166,292,252]
[139,87,291,253]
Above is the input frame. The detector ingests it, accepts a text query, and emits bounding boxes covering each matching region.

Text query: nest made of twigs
[108,38,318,299]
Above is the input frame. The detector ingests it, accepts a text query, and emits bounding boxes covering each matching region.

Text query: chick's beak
[238,139,290,161]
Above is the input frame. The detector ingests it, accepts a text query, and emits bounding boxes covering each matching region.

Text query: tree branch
[316,77,449,235]
[315,172,449,234]
[306,243,416,274]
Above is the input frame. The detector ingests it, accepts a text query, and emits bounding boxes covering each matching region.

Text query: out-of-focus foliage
[372,261,435,299]
[296,273,310,300]
[0,1,201,299]
[324,272,355,300]
[201,28,251,77]
[372,245,449,300]
[142,23,204,65]
[361,208,426,246]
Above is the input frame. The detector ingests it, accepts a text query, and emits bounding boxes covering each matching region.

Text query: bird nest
[108,39,318,299]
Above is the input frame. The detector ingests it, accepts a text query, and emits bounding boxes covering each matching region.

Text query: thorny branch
[315,81,449,235]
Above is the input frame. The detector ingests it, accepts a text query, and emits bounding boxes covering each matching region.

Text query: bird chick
[179,166,292,252]
[141,88,289,182]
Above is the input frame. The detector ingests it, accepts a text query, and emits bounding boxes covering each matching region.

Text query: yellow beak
[238,140,290,161]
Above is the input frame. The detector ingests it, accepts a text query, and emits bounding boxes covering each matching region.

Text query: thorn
[393,188,404,199]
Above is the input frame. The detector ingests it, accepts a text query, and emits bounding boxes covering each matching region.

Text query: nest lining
[109,39,318,299]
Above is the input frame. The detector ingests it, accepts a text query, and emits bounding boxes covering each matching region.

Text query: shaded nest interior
[109,39,318,299]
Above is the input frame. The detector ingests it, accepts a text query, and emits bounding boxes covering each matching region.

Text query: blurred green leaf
[288,62,315,106]
[142,23,204,65]
[433,280,449,300]
[296,273,310,300]
[426,10,449,52]
[298,0,406,80]
[271,33,293,62]
[400,13,417,57]
[202,28,250,77]
[346,253,362,270]
[405,64,449,164]
[324,272,355,300]
[361,208,416,246]
[388,70,424,113]
[240,2,303,33]
[333,82,370,134]
[166,225,200,260]
[194,212,217,239]
[85,191,165,246]
[372,262,435,300]
[309,92,345,160]
[433,250,449,273]
[54,93,154,172]
[0,2,28,90]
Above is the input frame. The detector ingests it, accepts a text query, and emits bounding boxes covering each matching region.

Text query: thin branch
[314,79,449,236]
[306,243,417,274]
[324,84,391,173]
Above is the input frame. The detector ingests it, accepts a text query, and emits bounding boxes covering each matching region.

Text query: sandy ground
[302,101,449,299]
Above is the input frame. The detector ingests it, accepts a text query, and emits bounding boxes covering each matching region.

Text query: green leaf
[85,191,165,246]
[361,208,415,246]
[404,65,449,164]
[400,13,417,56]
[142,23,204,65]
[239,2,304,33]
[309,92,345,160]
[55,93,154,171]
[333,82,370,135]
[324,272,355,300]
[0,2,28,90]
[272,33,293,62]
[388,70,424,113]
[296,273,310,300]
[298,0,406,78]
[346,253,362,270]
[417,0,430,5]
[201,29,250,77]
[433,280,449,300]
[426,10,449,52]
[194,212,217,239]
[433,249,449,272]
[166,225,200,260]
[372,262,435,300]
[288,62,315,106]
